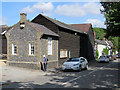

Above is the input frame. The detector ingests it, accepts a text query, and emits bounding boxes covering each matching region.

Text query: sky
[0,1,106,28]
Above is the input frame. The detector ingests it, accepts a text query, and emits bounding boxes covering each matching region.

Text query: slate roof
[0,25,11,35]
[70,24,91,33]
[27,21,59,37]
[32,14,87,35]
[95,39,113,47]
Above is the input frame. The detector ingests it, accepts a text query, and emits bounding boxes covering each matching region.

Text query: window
[60,49,68,58]
[12,43,17,55]
[48,37,52,55]
[29,43,34,55]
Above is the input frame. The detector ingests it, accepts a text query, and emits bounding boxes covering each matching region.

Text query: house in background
[32,14,95,65]
[0,25,11,59]
[95,39,113,58]
[5,13,59,69]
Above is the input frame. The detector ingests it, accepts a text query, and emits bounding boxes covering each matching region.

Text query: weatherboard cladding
[58,27,81,64]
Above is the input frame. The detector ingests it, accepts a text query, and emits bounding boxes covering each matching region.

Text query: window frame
[11,42,18,55]
[28,41,36,56]
[48,37,53,55]
[60,49,68,58]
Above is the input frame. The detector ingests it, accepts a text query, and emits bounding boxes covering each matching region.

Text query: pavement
[0,60,62,86]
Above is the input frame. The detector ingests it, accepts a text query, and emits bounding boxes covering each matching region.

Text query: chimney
[20,13,27,23]
[20,13,26,28]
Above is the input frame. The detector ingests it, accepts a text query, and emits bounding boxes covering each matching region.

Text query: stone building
[0,25,11,59]
[4,13,95,69]
[5,13,59,69]
[32,14,95,64]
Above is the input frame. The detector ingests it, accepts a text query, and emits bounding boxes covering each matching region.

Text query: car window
[66,58,80,62]
[80,58,85,62]
[105,56,109,58]
[80,58,85,60]
[99,56,105,59]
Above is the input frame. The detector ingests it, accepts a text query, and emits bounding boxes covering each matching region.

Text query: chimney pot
[20,13,27,23]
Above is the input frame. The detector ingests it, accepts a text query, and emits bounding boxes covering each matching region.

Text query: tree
[93,27,106,40]
[108,36,119,52]
[100,1,120,52]
[100,2,120,37]
[27,19,30,22]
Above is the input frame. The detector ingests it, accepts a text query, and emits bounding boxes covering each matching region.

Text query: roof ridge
[25,21,43,32]
[27,21,59,37]
[39,14,87,34]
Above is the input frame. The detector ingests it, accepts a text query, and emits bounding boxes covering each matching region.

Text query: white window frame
[29,43,34,56]
[48,37,52,55]
[12,43,17,55]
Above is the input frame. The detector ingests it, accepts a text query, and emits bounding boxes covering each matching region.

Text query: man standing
[43,55,48,71]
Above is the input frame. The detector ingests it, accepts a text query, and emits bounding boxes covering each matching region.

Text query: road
[1,59,120,89]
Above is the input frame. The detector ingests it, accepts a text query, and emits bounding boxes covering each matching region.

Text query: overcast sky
[1,1,106,28]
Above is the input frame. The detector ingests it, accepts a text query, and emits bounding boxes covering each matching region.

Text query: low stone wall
[7,60,58,70]
[7,61,40,70]
[47,61,58,69]
[0,54,7,59]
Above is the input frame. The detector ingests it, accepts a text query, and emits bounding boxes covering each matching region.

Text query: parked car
[62,57,88,71]
[113,55,116,60]
[98,56,109,63]
[107,55,113,61]
[116,53,120,58]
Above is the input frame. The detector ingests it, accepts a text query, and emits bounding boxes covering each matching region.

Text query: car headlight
[73,63,79,66]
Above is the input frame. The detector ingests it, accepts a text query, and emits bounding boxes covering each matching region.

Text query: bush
[103,47,109,55]
[96,50,99,60]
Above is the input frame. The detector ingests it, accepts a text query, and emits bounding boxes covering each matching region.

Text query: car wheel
[85,64,88,70]
[79,65,82,72]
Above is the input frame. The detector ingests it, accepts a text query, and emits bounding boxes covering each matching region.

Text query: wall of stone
[6,22,58,69]
[40,35,58,67]
[8,62,40,70]
[6,22,40,69]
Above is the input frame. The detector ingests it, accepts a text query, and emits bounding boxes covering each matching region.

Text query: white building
[95,39,113,58]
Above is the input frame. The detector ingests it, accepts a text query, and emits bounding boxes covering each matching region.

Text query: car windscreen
[99,56,105,59]
[66,58,79,62]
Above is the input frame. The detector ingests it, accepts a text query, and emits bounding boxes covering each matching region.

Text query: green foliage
[108,36,119,52]
[94,26,120,52]
[103,47,109,55]
[93,27,106,40]
[27,19,30,22]
[100,2,120,37]
[96,50,99,60]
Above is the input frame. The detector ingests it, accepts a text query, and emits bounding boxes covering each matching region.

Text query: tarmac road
[1,59,120,89]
